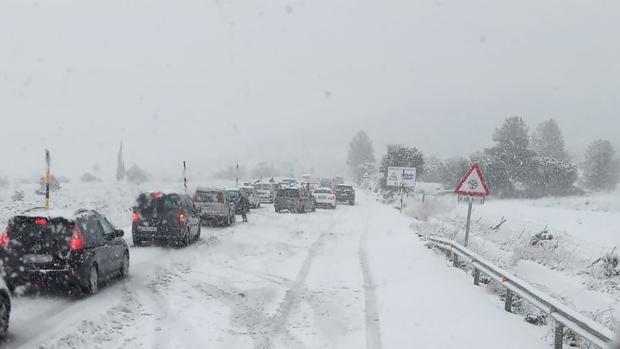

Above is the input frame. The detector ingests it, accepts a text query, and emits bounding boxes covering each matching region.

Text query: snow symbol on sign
[467,179,478,190]
[389,173,398,181]
[454,163,490,197]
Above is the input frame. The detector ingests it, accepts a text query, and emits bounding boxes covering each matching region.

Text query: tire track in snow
[256,230,327,349]
[360,213,382,349]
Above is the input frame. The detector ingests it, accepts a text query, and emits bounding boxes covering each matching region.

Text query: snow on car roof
[313,187,333,191]
[195,186,224,192]
[18,207,86,220]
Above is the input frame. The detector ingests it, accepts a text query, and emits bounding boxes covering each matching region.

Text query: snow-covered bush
[11,190,24,202]
[590,252,620,279]
[525,157,579,197]
[80,173,102,183]
[530,227,554,246]
[126,164,148,184]
[36,175,62,194]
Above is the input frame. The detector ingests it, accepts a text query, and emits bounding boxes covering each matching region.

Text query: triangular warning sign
[389,172,398,181]
[455,164,490,197]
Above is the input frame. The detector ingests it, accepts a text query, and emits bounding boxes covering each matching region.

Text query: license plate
[23,254,53,264]
[138,226,157,232]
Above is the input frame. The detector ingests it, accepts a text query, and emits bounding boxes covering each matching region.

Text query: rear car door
[97,214,124,272]
[78,213,112,278]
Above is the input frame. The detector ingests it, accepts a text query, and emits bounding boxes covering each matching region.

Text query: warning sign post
[387,166,416,212]
[454,164,489,247]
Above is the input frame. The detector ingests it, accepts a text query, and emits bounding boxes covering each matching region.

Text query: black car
[334,184,356,205]
[274,188,316,213]
[0,208,129,295]
[0,279,10,338]
[132,192,201,247]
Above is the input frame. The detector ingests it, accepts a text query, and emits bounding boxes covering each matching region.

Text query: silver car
[193,187,236,226]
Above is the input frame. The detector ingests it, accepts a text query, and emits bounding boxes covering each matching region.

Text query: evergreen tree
[531,118,567,160]
[126,164,148,184]
[116,141,126,181]
[486,116,535,195]
[583,140,619,191]
[347,131,376,184]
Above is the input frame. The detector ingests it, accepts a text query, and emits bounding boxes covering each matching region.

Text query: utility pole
[183,161,188,193]
[44,149,51,209]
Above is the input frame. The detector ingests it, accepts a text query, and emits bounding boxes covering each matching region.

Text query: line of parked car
[0,177,356,338]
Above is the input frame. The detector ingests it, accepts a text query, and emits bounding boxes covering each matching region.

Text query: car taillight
[0,226,10,248]
[70,226,85,250]
[178,211,187,225]
[132,211,141,223]
[35,217,48,225]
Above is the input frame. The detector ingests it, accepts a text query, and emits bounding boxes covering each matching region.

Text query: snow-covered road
[1,193,548,348]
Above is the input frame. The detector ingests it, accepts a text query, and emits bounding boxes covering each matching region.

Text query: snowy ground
[406,183,620,336]
[0,181,551,348]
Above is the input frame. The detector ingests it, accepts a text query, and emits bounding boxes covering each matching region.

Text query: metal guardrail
[427,236,615,349]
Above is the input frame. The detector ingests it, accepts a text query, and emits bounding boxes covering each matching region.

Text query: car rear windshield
[195,191,220,203]
[226,191,241,200]
[136,193,181,216]
[255,184,271,190]
[239,188,252,194]
[278,189,299,197]
[7,216,73,253]
[314,189,332,194]
[337,186,353,190]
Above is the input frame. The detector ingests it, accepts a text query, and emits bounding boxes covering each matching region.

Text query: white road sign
[386,167,417,187]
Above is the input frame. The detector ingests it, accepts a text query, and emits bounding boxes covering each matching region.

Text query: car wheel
[85,265,99,295]
[120,253,130,279]
[0,295,9,338]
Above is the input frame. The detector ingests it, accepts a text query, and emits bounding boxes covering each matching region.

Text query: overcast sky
[1,0,619,180]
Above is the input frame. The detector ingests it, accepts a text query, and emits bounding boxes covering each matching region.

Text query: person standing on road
[240,194,250,222]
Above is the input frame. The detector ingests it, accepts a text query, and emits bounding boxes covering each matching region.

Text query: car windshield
[313,189,332,194]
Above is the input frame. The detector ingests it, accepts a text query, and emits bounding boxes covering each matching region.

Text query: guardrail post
[473,267,480,286]
[504,289,513,313]
[452,253,459,267]
[554,321,564,349]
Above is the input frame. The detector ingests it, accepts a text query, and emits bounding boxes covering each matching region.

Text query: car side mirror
[114,229,125,238]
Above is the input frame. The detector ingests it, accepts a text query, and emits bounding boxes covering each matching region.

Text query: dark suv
[334,184,356,205]
[274,188,316,213]
[132,192,201,247]
[0,208,129,295]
